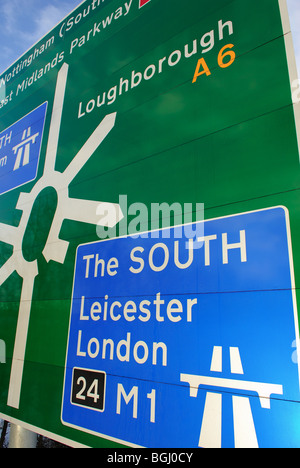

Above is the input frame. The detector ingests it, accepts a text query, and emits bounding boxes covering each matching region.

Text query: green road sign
[0,0,300,448]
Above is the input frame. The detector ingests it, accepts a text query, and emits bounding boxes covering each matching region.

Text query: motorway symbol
[181,346,283,448]
[0,103,47,195]
[13,127,40,171]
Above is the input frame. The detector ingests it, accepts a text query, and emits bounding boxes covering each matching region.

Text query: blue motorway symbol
[62,207,300,448]
[0,102,47,195]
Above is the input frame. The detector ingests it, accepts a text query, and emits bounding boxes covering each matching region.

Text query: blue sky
[0,0,299,76]
[0,0,82,75]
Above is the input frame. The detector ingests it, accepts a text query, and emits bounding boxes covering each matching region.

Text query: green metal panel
[0,0,299,447]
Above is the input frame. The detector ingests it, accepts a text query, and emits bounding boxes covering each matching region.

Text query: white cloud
[33,5,68,38]
[29,2,80,44]
[1,0,19,34]
[0,0,81,74]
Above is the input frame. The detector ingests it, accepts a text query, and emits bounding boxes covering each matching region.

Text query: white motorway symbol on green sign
[0,64,123,409]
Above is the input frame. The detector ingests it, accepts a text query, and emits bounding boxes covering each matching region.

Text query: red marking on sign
[139,0,151,8]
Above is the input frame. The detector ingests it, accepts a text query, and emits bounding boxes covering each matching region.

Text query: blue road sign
[0,102,47,196]
[62,207,300,448]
